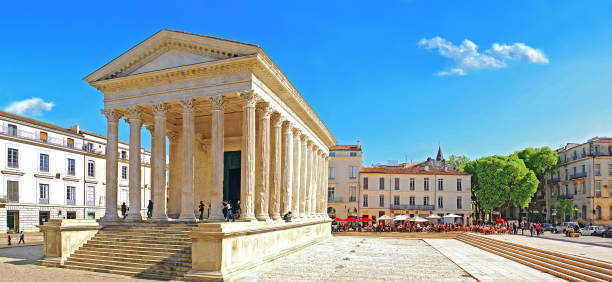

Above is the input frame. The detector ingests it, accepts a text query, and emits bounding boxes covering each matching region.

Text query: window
[409,178,415,191]
[327,187,335,201]
[363,177,368,190]
[349,167,357,179]
[87,185,95,206]
[573,183,577,195]
[582,182,587,194]
[39,131,48,143]
[329,152,336,157]
[437,196,443,209]
[39,184,49,204]
[565,185,569,195]
[582,206,587,220]
[394,177,400,190]
[7,181,18,202]
[457,178,462,191]
[7,148,18,168]
[39,154,49,172]
[121,166,128,179]
[87,143,94,152]
[409,196,415,206]
[87,160,95,177]
[121,150,127,159]
[393,195,400,206]
[437,178,443,191]
[595,164,601,176]
[379,177,385,190]
[582,165,586,173]
[379,195,384,207]
[7,124,17,136]
[349,152,357,157]
[67,158,76,176]
[595,206,601,220]
[423,196,429,206]
[363,194,368,207]
[424,178,429,191]
[609,164,612,176]
[573,167,576,176]
[565,168,568,180]
[595,181,601,197]
[348,186,356,202]
[67,138,74,149]
[66,186,76,205]
[457,196,463,209]
[328,167,335,180]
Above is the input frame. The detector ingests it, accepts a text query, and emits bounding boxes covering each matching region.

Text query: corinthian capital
[271,112,283,128]
[256,102,271,118]
[239,90,258,107]
[152,102,169,115]
[101,109,122,122]
[179,98,195,113]
[126,106,144,120]
[282,120,293,134]
[208,95,227,111]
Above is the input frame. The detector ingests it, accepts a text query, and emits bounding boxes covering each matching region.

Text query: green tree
[557,198,574,220]
[515,147,558,183]
[447,155,470,171]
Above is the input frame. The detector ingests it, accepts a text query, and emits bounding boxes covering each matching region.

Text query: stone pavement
[480,233,612,262]
[425,239,564,282]
[239,236,475,281]
[0,245,147,281]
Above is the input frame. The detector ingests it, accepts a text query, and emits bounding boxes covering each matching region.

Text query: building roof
[0,110,80,136]
[360,166,470,176]
[331,144,361,151]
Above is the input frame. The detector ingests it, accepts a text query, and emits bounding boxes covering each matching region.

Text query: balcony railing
[392,204,435,210]
[0,125,104,155]
[348,196,356,202]
[569,171,587,180]
[39,198,49,204]
[66,199,75,205]
[328,196,344,203]
[548,177,560,184]
[558,194,574,199]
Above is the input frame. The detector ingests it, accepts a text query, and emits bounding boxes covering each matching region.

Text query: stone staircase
[457,233,612,281]
[63,224,195,281]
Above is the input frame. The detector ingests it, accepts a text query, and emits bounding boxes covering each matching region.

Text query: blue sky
[1,1,611,165]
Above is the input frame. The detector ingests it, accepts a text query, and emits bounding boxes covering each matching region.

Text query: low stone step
[74,249,191,262]
[87,239,190,249]
[67,257,191,271]
[63,264,185,281]
[71,252,191,265]
[77,247,190,258]
[80,244,190,254]
[90,236,191,245]
[94,233,191,241]
[64,260,188,276]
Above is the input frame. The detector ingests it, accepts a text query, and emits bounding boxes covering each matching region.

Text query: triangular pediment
[84,29,260,82]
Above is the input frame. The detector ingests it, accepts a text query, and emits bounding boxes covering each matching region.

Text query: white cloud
[418,36,549,76]
[487,42,549,64]
[4,98,55,116]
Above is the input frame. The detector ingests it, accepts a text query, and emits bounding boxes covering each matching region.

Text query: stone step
[102,226,194,231]
[94,232,192,240]
[89,236,191,244]
[64,260,189,276]
[67,256,191,271]
[80,243,191,254]
[96,231,191,238]
[71,252,191,265]
[88,238,190,248]
[63,263,186,281]
[76,246,191,257]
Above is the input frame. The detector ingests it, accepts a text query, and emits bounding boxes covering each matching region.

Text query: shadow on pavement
[0,245,44,265]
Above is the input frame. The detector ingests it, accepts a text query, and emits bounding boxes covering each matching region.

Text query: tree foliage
[515,147,558,181]
[447,155,470,171]
[557,198,574,217]
[464,155,539,213]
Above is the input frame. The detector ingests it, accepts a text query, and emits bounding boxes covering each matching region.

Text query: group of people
[120,200,154,219]
[222,200,241,222]
[332,222,468,233]
[6,231,25,246]
[472,221,543,236]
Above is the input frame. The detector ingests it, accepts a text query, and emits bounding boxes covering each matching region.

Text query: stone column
[179,98,196,222]
[324,156,329,218]
[299,135,307,219]
[240,90,257,222]
[319,151,326,217]
[125,107,143,221]
[208,95,227,221]
[292,128,302,219]
[145,125,156,210]
[255,103,271,221]
[304,140,313,218]
[101,109,121,223]
[281,121,293,216]
[151,103,168,221]
[311,148,319,218]
[269,113,282,220]
[166,130,180,218]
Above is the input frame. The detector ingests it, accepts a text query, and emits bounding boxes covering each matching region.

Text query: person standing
[7,235,11,246]
[121,202,127,219]
[147,200,153,219]
[199,201,205,220]
[18,231,24,245]
[225,201,233,222]
[233,200,241,220]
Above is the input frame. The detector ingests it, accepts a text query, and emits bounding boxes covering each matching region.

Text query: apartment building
[327,143,362,218]
[543,137,612,225]
[0,111,151,232]
[359,147,472,225]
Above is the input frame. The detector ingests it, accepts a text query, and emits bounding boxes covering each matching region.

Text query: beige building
[359,148,472,225]
[543,137,612,225]
[327,143,362,219]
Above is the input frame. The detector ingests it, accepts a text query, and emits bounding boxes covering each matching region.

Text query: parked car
[543,223,554,232]
[553,222,580,233]
[580,226,601,236]
[591,226,606,236]
[602,225,612,238]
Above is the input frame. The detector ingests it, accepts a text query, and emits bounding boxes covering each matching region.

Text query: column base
[255,215,271,222]
[99,215,120,225]
[125,213,142,222]
[151,215,169,222]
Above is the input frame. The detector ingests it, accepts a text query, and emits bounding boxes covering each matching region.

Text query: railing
[595,192,602,197]
[328,197,344,203]
[66,199,75,205]
[569,171,587,180]
[348,196,356,202]
[548,177,560,184]
[392,204,435,210]
[558,194,574,199]
[0,125,104,155]
[39,198,49,204]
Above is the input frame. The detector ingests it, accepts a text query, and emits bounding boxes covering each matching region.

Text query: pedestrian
[7,235,11,246]
[121,202,127,219]
[225,201,234,222]
[233,200,241,220]
[283,211,292,222]
[18,231,24,245]
[199,201,205,220]
[147,200,153,218]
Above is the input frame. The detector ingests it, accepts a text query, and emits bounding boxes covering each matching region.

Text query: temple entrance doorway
[223,151,241,206]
